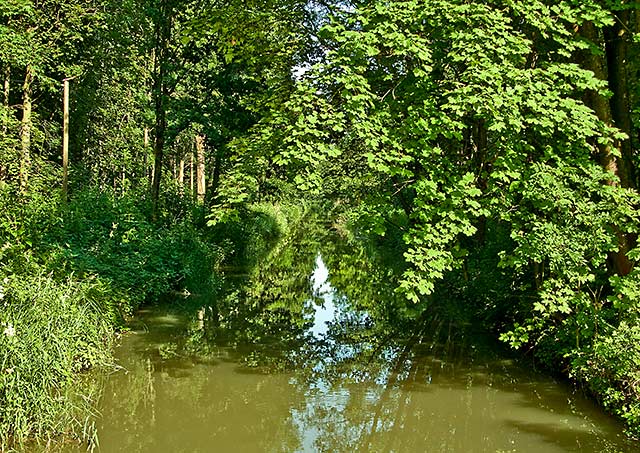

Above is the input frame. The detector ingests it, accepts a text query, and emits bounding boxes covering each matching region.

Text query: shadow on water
[71,219,637,453]
[503,420,629,453]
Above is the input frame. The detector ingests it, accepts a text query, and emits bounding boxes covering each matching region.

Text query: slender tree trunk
[580,22,634,276]
[195,134,206,203]
[0,65,8,181]
[605,9,635,189]
[151,108,165,213]
[190,151,194,194]
[150,2,171,215]
[144,126,150,183]
[2,65,9,134]
[62,78,70,201]
[19,64,33,194]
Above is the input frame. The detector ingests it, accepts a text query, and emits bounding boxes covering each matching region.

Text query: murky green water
[86,231,636,453]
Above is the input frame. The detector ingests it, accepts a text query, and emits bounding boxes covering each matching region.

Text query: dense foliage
[253,0,640,437]
[265,0,640,434]
[1,0,639,446]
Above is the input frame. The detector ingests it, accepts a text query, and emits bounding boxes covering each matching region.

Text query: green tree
[261,0,640,433]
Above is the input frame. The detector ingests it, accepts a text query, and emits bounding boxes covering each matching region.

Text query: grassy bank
[0,187,219,449]
[0,184,308,450]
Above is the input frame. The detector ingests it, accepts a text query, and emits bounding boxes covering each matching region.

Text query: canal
[80,228,636,452]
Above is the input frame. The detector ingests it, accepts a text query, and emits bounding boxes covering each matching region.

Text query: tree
[265,0,640,433]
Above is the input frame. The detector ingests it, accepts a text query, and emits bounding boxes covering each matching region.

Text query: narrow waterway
[81,235,635,453]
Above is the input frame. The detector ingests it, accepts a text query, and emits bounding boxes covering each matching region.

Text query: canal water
[84,232,636,453]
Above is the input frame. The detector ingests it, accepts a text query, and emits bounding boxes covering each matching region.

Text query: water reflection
[309,254,336,339]
[85,228,636,453]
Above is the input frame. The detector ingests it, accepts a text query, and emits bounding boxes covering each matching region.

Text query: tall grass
[0,187,222,450]
[0,275,113,448]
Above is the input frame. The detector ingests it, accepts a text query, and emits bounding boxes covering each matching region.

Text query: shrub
[571,321,640,439]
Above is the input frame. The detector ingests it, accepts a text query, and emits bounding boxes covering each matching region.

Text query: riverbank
[0,186,306,450]
[2,193,638,449]
[329,206,640,441]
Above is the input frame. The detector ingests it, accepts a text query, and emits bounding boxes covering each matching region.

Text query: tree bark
[195,134,206,203]
[2,65,9,134]
[190,151,194,194]
[19,64,33,194]
[150,2,172,215]
[62,78,70,201]
[178,155,185,188]
[580,21,634,276]
[144,126,151,184]
[605,9,636,189]
[0,65,8,181]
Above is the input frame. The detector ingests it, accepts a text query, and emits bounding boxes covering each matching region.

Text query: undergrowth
[0,186,221,449]
[0,275,113,448]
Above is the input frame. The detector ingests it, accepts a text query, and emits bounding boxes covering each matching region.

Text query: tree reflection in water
[90,221,636,453]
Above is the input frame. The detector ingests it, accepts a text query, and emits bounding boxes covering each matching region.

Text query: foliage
[0,186,222,449]
[1,0,640,444]
[209,201,308,269]
[571,321,640,438]
[49,189,221,313]
[0,274,113,446]
[249,0,640,436]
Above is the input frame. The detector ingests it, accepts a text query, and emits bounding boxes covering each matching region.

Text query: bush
[43,189,221,313]
[208,201,307,268]
[571,321,640,438]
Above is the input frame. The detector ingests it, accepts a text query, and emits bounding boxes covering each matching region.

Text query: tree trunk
[150,2,172,215]
[2,65,9,134]
[190,151,194,194]
[195,134,206,203]
[0,65,8,181]
[580,22,634,276]
[19,64,33,194]
[150,103,165,213]
[605,9,636,189]
[62,78,70,201]
[144,126,151,184]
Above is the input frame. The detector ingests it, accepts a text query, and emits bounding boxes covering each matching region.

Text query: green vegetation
[0,275,112,446]
[0,188,214,446]
[1,0,640,447]
[257,0,640,438]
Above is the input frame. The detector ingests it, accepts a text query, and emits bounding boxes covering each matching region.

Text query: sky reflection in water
[84,248,636,453]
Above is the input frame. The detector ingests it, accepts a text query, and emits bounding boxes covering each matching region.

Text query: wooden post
[62,78,70,201]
